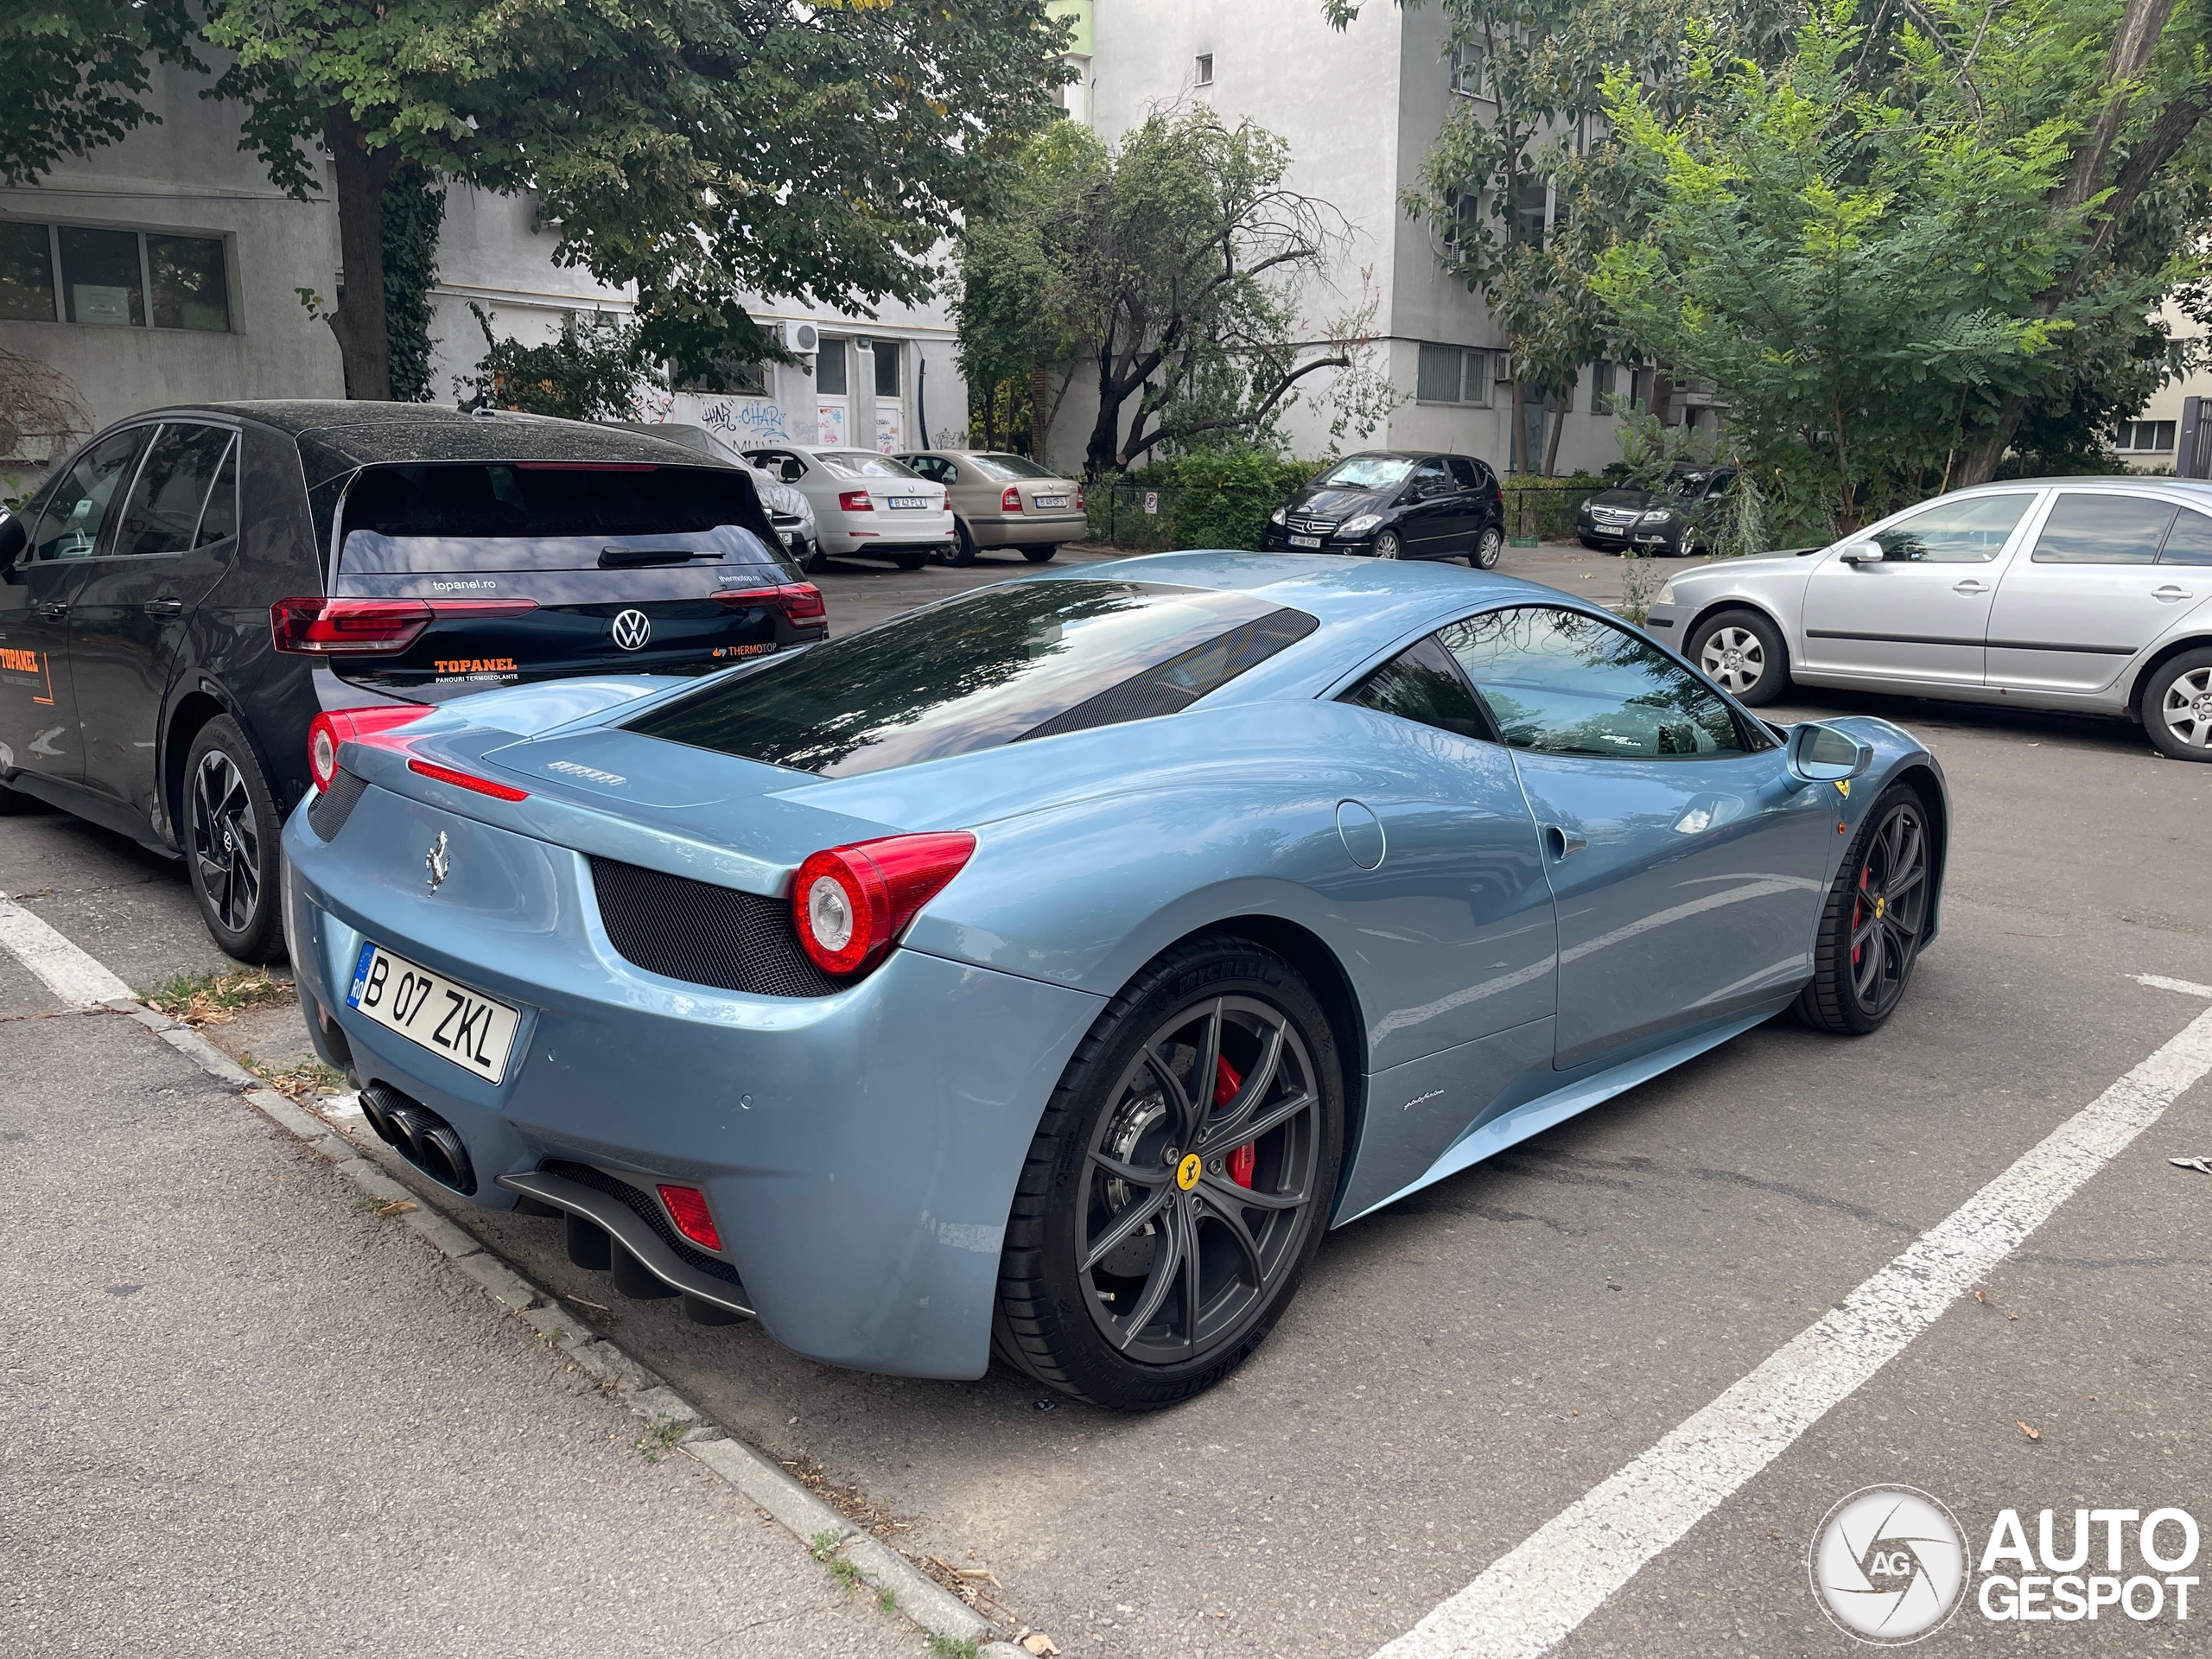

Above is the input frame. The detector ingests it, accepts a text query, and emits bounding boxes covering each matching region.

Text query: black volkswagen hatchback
[1260,450,1506,567]
[0,402,821,961]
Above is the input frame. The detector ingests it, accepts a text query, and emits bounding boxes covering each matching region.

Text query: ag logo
[1811,1486,1967,1645]
[610,608,652,651]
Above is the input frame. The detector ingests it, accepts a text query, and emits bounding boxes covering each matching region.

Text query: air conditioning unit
[791,322,820,353]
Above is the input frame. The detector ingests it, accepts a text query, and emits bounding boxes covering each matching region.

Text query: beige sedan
[894,449,1086,566]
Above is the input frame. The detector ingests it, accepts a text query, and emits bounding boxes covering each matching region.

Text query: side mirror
[1836,540,1884,565]
[1786,721,1873,784]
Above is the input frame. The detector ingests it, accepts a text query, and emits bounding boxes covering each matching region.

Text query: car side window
[108,423,233,557]
[1872,493,2030,563]
[912,456,952,485]
[1340,635,1498,743]
[1441,605,1748,758]
[1446,456,1482,493]
[30,427,149,563]
[1409,459,1452,499]
[195,437,239,547]
[2030,493,2173,564]
[2157,505,2212,566]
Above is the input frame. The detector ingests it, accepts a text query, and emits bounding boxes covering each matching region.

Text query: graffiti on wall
[698,397,791,445]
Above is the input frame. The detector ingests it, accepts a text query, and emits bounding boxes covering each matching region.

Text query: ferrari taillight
[791,832,976,977]
[306,705,431,791]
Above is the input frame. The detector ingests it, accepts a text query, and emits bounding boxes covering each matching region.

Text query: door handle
[143,596,184,617]
[1951,579,1989,595]
[2154,584,2192,602]
[35,601,68,621]
[1543,823,1587,861]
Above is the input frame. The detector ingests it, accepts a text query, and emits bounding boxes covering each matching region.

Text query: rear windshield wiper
[600,546,721,569]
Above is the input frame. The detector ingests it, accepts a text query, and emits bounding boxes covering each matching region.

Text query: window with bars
[0,219,230,331]
[1416,343,1491,406]
[2114,419,2177,453]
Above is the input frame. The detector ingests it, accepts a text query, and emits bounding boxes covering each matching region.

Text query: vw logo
[1810,1486,1967,1645]
[610,608,652,652]
[424,830,451,894]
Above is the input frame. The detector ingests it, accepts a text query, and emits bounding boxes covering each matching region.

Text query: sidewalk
[0,958,930,1659]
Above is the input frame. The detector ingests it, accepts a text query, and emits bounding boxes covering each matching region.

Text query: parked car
[602,421,821,571]
[893,448,1084,565]
[1262,450,1506,567]
[1577,465,1738,554]
[284,552,1946,1408]
[0,402,822,961]
[1646,477,2212,760]
[738,445,953,569]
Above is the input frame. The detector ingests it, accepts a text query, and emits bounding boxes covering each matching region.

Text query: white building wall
[0,62,343,466]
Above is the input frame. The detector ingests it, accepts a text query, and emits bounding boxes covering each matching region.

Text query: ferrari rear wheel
[1794,784,1933,1035]
[994,934,1344,1409]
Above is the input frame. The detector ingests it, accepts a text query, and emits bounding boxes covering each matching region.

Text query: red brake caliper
[1214,1055,1255,1188]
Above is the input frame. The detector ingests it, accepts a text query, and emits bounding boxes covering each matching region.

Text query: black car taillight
[272,596,538,655]
[714,582,825,625]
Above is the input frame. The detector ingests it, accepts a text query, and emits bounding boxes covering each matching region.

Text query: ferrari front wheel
[1794,784,1933,1035]
[994,934,1344,1409]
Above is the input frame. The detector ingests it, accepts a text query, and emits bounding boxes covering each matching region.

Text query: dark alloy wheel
[995,935,1344,1408]
[1795,785,1933,1034]
[185,715,285,962]
[1469,524,1504,569]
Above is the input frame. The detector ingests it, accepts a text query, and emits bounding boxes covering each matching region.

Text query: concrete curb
[126,998,1008,1652]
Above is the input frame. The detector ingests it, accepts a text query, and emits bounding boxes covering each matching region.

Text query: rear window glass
[627,580,1317,778]
[813,452,920,480]
[968,453,1057,481]
[344,462,761,538]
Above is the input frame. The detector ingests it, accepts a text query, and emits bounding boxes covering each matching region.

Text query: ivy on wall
[380,166,445,404]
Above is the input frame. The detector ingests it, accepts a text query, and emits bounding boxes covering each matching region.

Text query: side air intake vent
[588,856,842,997]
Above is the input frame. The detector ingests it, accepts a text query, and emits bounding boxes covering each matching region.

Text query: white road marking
[2136,972,2212,1000]
[0,895,133,1007]
[1373,997,2212,1659]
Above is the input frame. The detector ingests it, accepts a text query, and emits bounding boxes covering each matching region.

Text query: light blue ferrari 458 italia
[282,552,1948,1408]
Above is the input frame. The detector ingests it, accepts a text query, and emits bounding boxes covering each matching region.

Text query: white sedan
[1645,477,2212,760]
[739,445,954,569]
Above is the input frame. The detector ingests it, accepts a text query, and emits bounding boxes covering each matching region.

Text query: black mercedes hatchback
[1260,450,1506,568]
[0,402,822,962]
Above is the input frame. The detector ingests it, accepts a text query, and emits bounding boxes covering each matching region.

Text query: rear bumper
[282,786,1102,1379]
[968,512,1088,548]
[823,513,956,556]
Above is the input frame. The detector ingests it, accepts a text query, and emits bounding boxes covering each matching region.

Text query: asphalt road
[4,540,2207,1658]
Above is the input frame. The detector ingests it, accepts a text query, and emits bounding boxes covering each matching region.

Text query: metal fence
[1501,481,1607,546]
[1086,480,1187,550]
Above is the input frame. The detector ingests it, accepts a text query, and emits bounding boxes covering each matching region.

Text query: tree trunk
[325,108,399,402]
[1510,372,1526,474]
[1028,363,1052,463]
[1541,398,1566,476]
[1085,359,1128,479]
[1649,371,1675,427]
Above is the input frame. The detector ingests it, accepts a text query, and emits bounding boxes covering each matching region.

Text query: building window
[676,355,769,397]
[1450,38,1490,98]
[1589,361,1617,415]
[2115,419,2176,453]
[1194,53,1214,86]
[1513,178,1550,251]
[873,340,901,398]
[1417,342,1491,406]
[815,337,849,397]
[0,219,230,331]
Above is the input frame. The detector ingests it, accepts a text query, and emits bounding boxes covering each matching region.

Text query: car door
[1445,456,1491,545]
[0,425,152,787]
[1396,457,1460,556]
[1796,490,2038,686]
[1986,489,2212,694]
[1440,603,1834,1071]
[67,423,239,819]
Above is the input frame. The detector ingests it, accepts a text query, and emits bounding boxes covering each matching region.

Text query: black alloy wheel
[185,715,285,962]
[1469,524,1505,569]
[1374,528,1404,560]
[995,935,1344,1408]
[1796,785,1933,1034]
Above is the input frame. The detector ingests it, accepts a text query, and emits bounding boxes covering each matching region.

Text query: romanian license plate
[347,942,520,1084]
[1033,493,1068,509]
[887,494,931,510]
[1289,533,1323,549]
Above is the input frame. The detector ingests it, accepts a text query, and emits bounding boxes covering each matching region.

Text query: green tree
[3,1,1069,400]
[958,107,1390,478]
[456,304,650,420]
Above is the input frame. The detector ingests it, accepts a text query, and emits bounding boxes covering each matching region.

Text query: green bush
[1117,450,1316,550]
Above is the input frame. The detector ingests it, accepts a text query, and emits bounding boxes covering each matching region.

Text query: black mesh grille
[307,767,369,841]
[588,855,842,997]
[544,1159,746,1289]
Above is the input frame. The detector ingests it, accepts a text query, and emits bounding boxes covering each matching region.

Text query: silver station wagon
[1645,478,2212,760]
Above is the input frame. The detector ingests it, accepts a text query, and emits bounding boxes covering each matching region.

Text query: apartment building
[1046,0,1629,474]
